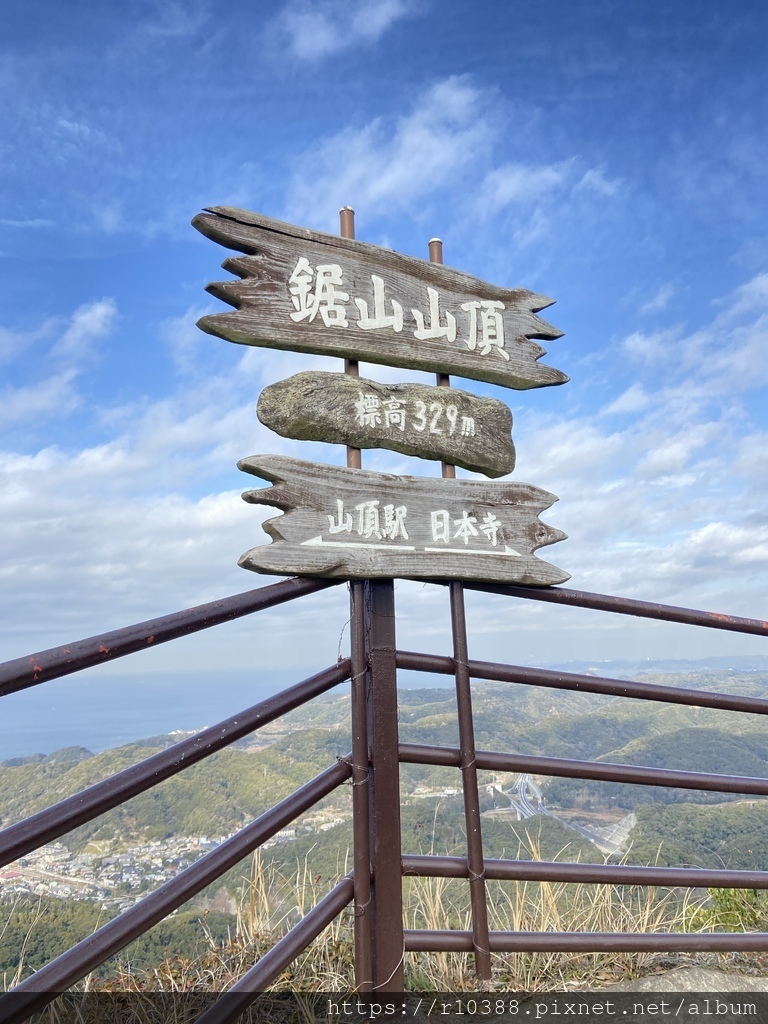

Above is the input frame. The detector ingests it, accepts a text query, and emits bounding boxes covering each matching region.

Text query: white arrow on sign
[237,455,569,586]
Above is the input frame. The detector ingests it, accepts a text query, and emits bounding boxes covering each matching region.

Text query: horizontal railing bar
[3,757,352,1022]
[396,650,768,715]
[404,929,768,952]
[0,661,351,869]
[0,577,342,697]
[194,876,356,1024]
[399,742,768,794]
[402,855,768,889]
[460,582,768,637]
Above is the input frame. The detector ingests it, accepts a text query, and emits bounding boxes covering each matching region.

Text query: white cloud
[0,318,58,363]
[622,326,680,364]
[600,383,652,416]
[639,283,675,315]
[0,370,80,427]
[724,272,768,316]
[51,298,117,360]
[476,161,573,216]
[271,0,414,60]
[0,218,55,228]
[285,76,494,227]
[572,168,621,197]
[0,299,116,428]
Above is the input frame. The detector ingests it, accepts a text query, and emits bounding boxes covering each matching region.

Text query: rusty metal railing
[2,578,768,1024]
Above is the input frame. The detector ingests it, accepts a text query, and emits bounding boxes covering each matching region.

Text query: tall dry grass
[84,835,717,994]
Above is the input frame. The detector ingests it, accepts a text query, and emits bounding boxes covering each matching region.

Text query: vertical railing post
[365,577,404,989]
[351,578,373,989]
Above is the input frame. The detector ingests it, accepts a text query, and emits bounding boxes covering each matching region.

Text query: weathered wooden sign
[257,371,516,478]
[193,207,567,392]
[237,456,569,585]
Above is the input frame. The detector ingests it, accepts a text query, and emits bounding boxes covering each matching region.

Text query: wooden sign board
[237,456,569,586]
[193,207,567,392]
[257,371,516,478]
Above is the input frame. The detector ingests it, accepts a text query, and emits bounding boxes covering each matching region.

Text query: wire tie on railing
[372,946,406,991]
[354,895,372,916]
[337,755,370,785]
[461,755,478,770]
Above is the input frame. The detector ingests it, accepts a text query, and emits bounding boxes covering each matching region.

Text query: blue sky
[3,0,768,711]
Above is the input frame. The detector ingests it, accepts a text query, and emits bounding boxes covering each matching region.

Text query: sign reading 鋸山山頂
[193,206,569,585]
[192,207,567,391]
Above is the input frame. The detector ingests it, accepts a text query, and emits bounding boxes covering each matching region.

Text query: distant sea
[0,668,319,761]
[3,656,768,762]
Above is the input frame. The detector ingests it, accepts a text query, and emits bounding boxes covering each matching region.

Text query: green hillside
[1,672,767,870]
[628,800,768,869]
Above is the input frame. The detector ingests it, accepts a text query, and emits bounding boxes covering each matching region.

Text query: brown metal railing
[1,578,768,1024]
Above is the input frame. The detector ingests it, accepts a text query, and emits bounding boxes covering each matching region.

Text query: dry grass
[79,835,719,995]
[402,835,711,991]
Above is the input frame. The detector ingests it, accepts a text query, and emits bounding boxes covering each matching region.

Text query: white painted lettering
[288,257,349,327]
[453,510,479,545]
[383,504,409,540]
[460,300,508,359]
[413,287,457,343]
[430,510,450,543]
[355,499,383,539]
[327,499,353,534]
[354,392,381,428]
[480,512,502,546]
[355,275,404,332]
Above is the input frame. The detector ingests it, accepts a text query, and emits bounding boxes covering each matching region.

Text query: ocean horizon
[4,655,768,762]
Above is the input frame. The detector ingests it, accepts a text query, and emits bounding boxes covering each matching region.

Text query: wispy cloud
[0,218,55,229]
[51,298,118,360]
[0,370,80,428]
[285,76,494,227]
[269,0,416,60]
[476,161,574,217]
[639,283,675,314]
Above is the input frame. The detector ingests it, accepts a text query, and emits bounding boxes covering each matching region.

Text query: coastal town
[0,811,344,914]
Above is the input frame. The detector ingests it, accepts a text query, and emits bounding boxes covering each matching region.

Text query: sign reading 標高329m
[193,207,567,392]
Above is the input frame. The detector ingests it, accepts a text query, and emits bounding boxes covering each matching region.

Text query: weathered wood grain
[193,207,568,392]
[257,371,516,478]
[237,455,569,585]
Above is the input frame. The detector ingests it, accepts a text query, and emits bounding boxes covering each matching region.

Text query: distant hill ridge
[2,672,767,870]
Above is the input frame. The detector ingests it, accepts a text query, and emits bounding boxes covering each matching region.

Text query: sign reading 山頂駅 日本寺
[192,207,568,392]
[238,456,569,586]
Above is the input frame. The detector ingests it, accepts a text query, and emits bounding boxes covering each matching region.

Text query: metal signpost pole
[341,209,375,992]
[341,209,403,991]
[430,238,493,983]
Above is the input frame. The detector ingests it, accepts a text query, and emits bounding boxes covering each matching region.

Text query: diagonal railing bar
[402,854,768,890]
[1,758,353,1024]
[404,930,768,953]
[194,876,356,1024]
[396,650,768,715]
[400,741,768,794]
[460,582,768,636]
[0,660,350,869]
[0,577,341,697]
